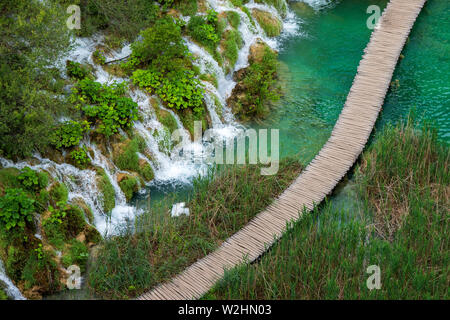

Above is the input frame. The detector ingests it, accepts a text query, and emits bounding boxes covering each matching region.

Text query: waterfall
[0,260,26,300]
[0,0,301,299]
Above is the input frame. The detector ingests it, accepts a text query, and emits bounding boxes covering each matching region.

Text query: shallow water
[261,0,448,166]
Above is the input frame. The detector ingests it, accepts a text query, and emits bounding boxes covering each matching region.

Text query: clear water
[257,0,448,166]
[377,0,450,142]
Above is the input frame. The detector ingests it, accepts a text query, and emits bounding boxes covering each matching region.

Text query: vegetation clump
[228,43,280,121]
[88,159,302,298]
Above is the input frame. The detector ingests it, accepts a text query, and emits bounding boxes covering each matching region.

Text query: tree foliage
[0,0,71,159]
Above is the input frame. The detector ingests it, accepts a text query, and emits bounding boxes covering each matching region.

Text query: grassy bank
[88,158,302,299]
[205,119,449,300]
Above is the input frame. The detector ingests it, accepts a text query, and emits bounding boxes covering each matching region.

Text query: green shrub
[124,16,188,73]
[17,167,48,191]
[51,120,90,149]
[187,11,221,51]
[66,60,91,80]
[93,49,106,65]
[119,177,139,201]
[68,0,159,40]
[132,69,204,113]
[72,79,138,137]
[70,146,91,169]
[0,188,34,230]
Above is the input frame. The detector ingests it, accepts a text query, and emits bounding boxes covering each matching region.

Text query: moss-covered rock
[95,167,116,214]
[252,9,282,37]
[139,159,154,182]
[119,175,139,201]
[227,41,280,121]
[49,182,69,204]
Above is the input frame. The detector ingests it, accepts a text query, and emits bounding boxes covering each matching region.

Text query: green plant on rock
[66,60,91,80]
[119,177,139,202]
[132,69,204,113]
[34,243,44,260]
[123,16,189,73]
[44,202,68,225]
[93,49,106,65]
[70,146,91,169]
[72,78,138,137]
[50,182,69,204]
[0,188,34,230]
[17,167,48,191]
[187,10,221,51]
[51,120,90,149]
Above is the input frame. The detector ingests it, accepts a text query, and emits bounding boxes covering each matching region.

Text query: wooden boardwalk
[138,0,427,300]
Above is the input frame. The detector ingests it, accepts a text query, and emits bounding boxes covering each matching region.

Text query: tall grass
[206,119,449,299]
[88,159,302,299]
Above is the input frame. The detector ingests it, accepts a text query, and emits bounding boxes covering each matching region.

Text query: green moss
[50,182,69,204]
[95,168,116,214]
[0,288,8,300]
[227,11,241,29]
[222,29,243,69]
[254,0,287,17]
[85,225,102,244]
[178,108,208,139]
[22,249,60,293]
[62,205,87,239]
[36,189,50,213]
[114,138,142,172]
[119,176,139,202]
[0,168,21,192]
[252,9,282,37]
[140,163,154,182]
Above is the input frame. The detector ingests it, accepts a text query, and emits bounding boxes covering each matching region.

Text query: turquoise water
[137,0,448,206]
[257,0,448,165]
[377,0,450,141]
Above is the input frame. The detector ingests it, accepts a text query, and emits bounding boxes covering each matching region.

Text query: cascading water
[0,0,300,299]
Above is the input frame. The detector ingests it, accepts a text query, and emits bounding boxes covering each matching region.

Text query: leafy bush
[187,10,221,51]
[66,61,91,80]
[93,49,106,65]
[123,16,188,74]
[59,0,159,40]
[0,0,71,159]
[51,120,90,149]
[72,78,138,137]
[132,69,204,113]
[0,188,34,230]
[70,146,91,169]
[18,167,48,191]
